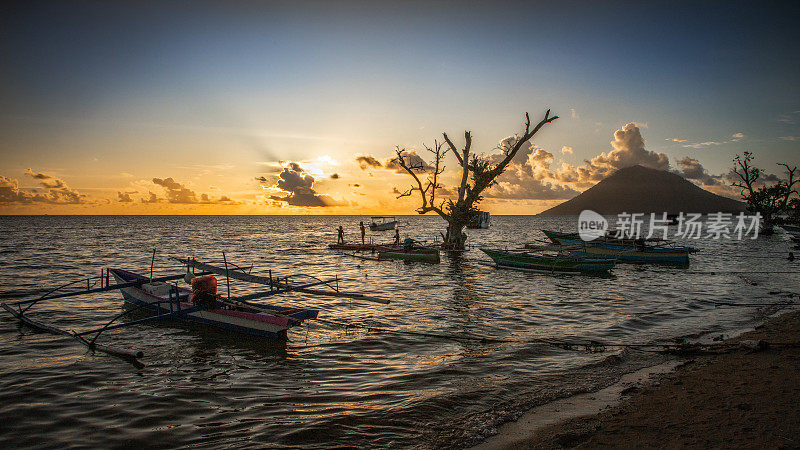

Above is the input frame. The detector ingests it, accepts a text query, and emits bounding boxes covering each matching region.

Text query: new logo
[578,210,607,241]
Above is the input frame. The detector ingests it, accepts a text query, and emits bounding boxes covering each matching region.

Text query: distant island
[538,165,746,215]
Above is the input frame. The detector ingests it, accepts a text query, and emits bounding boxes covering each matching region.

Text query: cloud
[0,176,33,203]
[681,132,745,148]
[386,150,433,173]
[549,123,670,185]
[142,178,235,205]
[780,136,800,141]
[260,162,344,207]
[484,143,580,200]
[561,146,573,154]
[594,122,669,172]
[117,191,136,202]
[667,138,688,143]
[23,169,86,203]
[0,170,87,204]
[141,192,161,203]
[330,173,340,179]
[683,141,724,149]
[778,111,800,124]
[25,169,50,180]
[356,155,383,169]
[152,177,199,203]
[676,157,720,186]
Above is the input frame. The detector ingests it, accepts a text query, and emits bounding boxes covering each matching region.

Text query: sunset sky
[1,1,798,214]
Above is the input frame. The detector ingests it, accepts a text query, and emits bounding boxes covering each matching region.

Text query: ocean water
[0,215,797,448]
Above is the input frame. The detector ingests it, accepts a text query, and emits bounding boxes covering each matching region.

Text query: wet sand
[476,309,800,449]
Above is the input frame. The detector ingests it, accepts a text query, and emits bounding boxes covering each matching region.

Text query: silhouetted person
[789,252,795,261]
[360,221,366,245]
[393,228,400,246]
[337,225,344,244]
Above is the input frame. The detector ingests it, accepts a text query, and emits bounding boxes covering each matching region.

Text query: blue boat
[541,230,696,265]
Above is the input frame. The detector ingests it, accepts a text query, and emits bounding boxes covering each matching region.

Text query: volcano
[538,165,746,215]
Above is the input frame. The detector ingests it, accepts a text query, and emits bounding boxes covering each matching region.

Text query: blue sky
[1,1,798,213]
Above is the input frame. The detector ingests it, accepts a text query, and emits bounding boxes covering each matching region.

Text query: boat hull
[480,249,615,274]
[328,243,377,251]
[369,222,397,231]
[110,269,307,339]
[543,230,692,264]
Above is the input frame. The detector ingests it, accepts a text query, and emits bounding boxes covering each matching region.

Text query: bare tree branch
[394,110,558,249]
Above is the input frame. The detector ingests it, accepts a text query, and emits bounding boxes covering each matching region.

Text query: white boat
[369,216,397,231]
[467,211,491,229]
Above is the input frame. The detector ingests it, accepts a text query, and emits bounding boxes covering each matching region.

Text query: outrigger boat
[481,248,616,274]
[539,230,697,264]
[1,255,388,366]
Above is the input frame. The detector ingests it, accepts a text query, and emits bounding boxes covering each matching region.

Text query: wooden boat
[328,243,377,251]
[110,268,317,339]
[541,230,696,264]
[1,255,388,365]
[480,248,615,274]
[376,245,440,263]
[369,216,397,231]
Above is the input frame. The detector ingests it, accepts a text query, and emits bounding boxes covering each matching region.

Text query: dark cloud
[330,173,340,179]
[356,155,383,169]
[260,162,343,207]
[676,157,720,185]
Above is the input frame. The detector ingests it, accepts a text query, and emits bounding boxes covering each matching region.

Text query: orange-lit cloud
[0,170,87,204]
[117,191,136,202]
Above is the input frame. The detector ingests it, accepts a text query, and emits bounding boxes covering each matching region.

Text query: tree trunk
[444,218,468,250]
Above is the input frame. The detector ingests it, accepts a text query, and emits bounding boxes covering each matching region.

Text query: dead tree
[731,153,800,231]
[393,110,558,250]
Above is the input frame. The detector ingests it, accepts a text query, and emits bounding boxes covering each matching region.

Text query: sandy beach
[477,308,800,449]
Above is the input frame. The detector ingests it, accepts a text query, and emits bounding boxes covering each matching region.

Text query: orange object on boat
[190,275,217,303]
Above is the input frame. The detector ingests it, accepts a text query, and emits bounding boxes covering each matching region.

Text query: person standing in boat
[360,221,366,245]
[393,228,400,246]
[337,225,345,244]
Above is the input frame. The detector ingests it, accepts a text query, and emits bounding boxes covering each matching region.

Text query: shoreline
[472,308,800,449]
